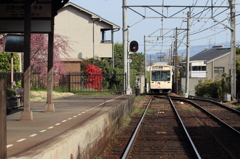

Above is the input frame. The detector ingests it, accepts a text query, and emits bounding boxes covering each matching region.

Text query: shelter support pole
[0,80,6,159]
[10,53,13,88]
[21,0,33,120]
[45,7,55,112]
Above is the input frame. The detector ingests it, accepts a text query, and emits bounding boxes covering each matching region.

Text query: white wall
[55,6,113,60]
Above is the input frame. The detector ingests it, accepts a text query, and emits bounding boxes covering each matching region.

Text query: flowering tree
[84,63,103,90]
[0,34,72,87]
[30,34,72,87]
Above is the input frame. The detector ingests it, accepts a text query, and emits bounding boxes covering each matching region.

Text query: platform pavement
[6,94,135,159]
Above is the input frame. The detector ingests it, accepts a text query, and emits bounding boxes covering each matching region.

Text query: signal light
[130,41,138,52]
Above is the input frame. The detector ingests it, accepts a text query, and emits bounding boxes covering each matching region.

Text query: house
[180,46,231,96]
[54,2,120,74]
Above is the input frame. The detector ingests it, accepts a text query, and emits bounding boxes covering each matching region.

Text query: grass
[122,116,131,128]
[75,92,115,95]
[183,107,200,113]
[31,87,120,96]
[121,108,145,128]
[146,109,158,116]
[132,107,145,115]
[135,96,143,99]
[235,103,240,106]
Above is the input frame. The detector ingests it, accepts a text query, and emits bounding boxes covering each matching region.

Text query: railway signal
[129,41,138,52]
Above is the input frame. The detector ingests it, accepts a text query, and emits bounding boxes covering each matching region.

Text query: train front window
[152,71,170,81]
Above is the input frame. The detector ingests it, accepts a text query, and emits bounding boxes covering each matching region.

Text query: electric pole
[185,12,191,98]
[144,35,146,94]
[123,0,129,94]
[174,28,178,94]
[229,0,236,100]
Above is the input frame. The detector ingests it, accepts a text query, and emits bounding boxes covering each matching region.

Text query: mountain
[146,42,231,63]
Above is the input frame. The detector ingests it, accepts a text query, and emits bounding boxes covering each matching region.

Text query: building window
[214,67,224,73]
[192,66,206,71]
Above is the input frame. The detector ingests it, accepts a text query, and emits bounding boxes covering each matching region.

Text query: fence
[68,73,125,93]
[0,72,23,87]
[0,72,126,94]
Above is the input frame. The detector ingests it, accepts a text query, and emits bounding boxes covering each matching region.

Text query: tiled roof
[189,47,230,62]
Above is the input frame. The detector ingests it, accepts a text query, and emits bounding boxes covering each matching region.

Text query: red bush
[84,64,102,90]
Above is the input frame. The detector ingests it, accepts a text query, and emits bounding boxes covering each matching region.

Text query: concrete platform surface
[6,94,135,159]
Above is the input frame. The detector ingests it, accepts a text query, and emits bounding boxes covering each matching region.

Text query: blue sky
[69,0,240,57]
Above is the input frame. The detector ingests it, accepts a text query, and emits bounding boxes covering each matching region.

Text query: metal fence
[0,72,125,93]
[67,73,125,93]
[0,72,23,87]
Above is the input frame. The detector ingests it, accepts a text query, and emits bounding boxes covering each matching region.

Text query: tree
[114,43,123,68]
[0,34,72,87]
[236,57,240,97]
[130,52,144,73]
[236,47,240,55]
[0,52,20,72]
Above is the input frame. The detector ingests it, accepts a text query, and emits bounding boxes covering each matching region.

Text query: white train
[150,65,173,93]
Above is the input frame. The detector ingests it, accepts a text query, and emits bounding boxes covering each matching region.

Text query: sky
[69,0,240,58]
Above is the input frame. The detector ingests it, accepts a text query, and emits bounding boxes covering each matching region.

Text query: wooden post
[10,53,14,88]
[0,80,7,159]
[45,10,55,112]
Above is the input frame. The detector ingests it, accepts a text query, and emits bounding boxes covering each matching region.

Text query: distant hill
[146,42,231,63]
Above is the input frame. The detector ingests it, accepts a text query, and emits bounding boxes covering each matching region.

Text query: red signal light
[130,41,138,52]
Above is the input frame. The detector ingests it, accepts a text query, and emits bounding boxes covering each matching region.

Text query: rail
[171,96,240,136]
[121,96,153,159]
[167,95,202,159]
[188,96,240,115]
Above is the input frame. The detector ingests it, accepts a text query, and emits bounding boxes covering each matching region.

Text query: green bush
[0,52,20,72]
[195,74,230,99]
[6,88,17,97]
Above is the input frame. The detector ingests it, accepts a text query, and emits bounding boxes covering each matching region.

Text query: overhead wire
[147,0,235,55]
[191,22,240,41]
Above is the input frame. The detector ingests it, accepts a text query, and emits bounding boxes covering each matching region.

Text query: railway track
[122,95,197,158]
[100,95,240,159]
[187,98,240,132]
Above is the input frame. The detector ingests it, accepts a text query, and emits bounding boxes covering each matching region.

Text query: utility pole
[174,28,178,94]
[144,35,146,94]
[123,0,128,94]
[229,0,236,100]
[150,54,152,66]
[185,12,191,98]
[170,44,173,65]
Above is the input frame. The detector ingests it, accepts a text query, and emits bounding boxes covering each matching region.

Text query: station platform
[6,94,135,159]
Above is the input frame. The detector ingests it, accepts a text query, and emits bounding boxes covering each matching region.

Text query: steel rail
[121,96,153,159]
[167,95,202,159]
[170,97,240,136]
[185,96,240,115]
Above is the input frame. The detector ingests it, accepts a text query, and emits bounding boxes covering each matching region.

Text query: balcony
[99,41,112,58]
[100,40,112,43]
[181,71,206,78]
[190,71,206,78]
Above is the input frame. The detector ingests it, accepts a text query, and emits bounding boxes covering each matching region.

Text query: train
[150,64,173,93]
